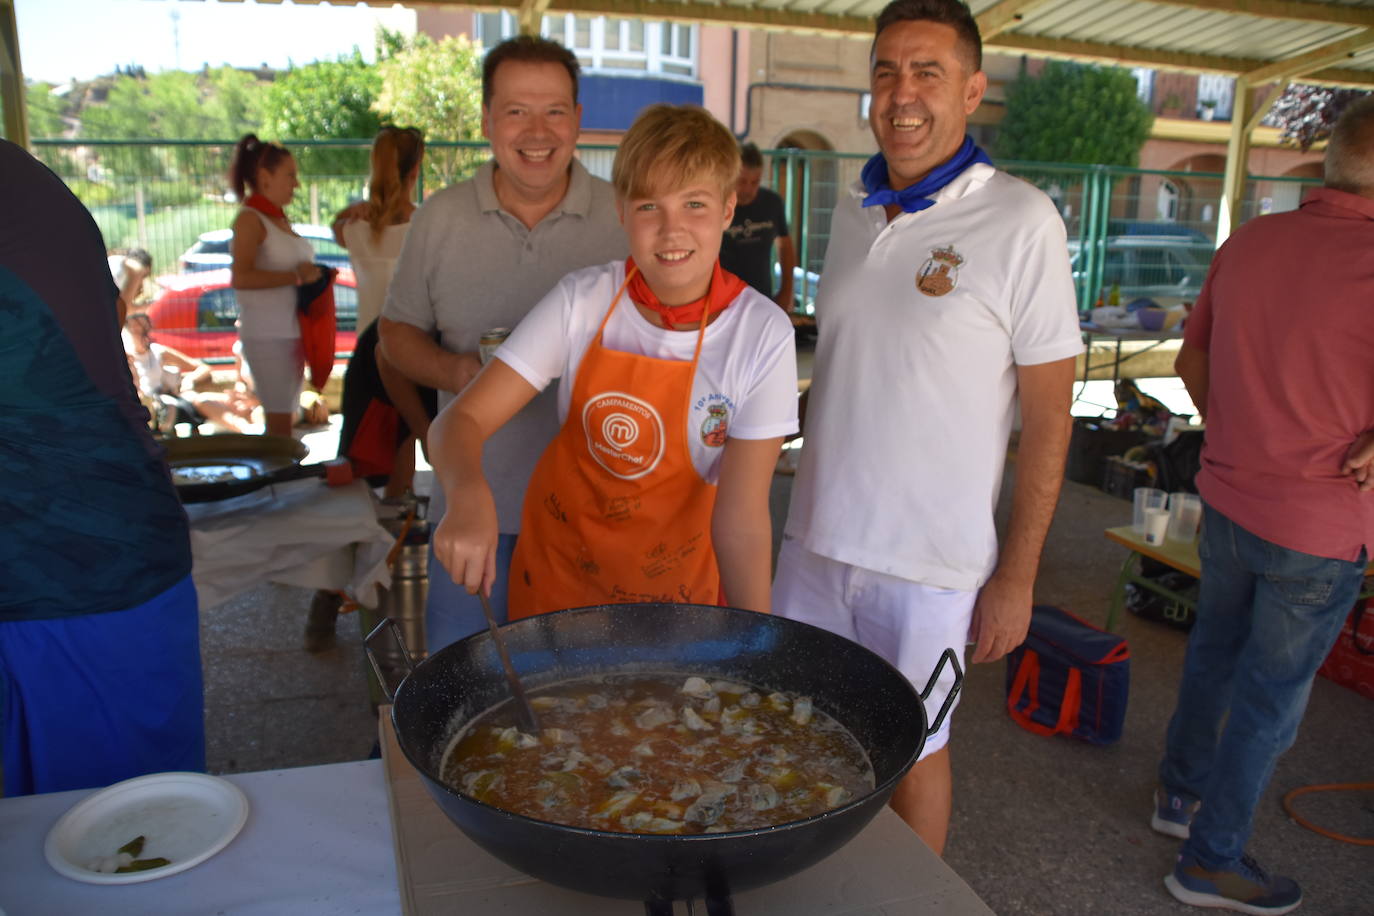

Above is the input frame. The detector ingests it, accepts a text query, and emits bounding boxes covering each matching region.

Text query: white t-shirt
[496,261,800,483]
[107,254,130,288]
[383,160,626,533]
[126,340,175,396]
[784,164,1083,591]
[342,219,409,331]
[235,209,313,340]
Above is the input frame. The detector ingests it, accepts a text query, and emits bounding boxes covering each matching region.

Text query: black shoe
[304,590,342,652]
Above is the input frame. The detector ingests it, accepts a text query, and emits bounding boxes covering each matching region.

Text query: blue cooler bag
[1005,605,1130,745]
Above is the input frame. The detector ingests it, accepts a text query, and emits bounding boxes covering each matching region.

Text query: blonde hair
[365,126,425,243]
[612,104,740,202]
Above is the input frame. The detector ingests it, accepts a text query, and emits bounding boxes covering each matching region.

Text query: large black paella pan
[373,602,962,914]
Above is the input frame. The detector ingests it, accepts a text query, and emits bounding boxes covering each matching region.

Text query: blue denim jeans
[424,534,517,656]
[1159,503,1367,869]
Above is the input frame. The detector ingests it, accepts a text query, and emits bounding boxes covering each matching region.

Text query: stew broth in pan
[442,673,874,834]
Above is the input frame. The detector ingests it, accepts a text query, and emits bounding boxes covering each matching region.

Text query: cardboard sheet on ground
[185,477,394,609]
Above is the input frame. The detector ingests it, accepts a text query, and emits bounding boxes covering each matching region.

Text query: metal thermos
[361,498,430,709]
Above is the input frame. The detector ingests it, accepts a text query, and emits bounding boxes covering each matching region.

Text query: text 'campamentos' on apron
[507,269,720,618]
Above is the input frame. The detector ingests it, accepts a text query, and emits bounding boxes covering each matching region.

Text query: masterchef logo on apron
[582,391,666,480]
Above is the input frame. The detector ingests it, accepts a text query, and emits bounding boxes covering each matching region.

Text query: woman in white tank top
[330,127,429,497]
[228,134,320,438]
[331,126,425,330]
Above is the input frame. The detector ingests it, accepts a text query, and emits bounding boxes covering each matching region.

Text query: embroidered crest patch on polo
[916,244,964,297]
[700,404,729,447]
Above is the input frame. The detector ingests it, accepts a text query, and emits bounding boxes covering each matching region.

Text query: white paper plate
[44,772,249,885]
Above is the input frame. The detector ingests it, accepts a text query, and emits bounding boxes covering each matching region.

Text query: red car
[144,268,359,361]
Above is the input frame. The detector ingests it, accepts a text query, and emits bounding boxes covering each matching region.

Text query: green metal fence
[31,138,1321,332]
[763,148,1321,315]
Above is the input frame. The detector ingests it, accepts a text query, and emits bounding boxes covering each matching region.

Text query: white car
[178,224,352,273]
[772,264,823,315]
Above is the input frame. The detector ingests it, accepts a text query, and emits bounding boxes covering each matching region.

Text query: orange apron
[508,271,719,618]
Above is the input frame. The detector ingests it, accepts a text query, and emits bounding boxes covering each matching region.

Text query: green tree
[78,69,269,187]
[25,82,71,173]
[81,72,191,177]
[26,82,68,138]
[995,61,1154,166]
[375,31,486,187]
[262,51,381,178]
[203,66,265,139]
[82,70,224,140]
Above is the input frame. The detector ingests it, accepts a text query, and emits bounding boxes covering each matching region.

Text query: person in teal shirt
[0,140,205,796]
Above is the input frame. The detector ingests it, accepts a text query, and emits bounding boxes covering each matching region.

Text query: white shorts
[772,538,974,759]
[238,337,304,415]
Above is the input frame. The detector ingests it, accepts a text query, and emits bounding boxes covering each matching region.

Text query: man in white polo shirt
[773,0,1082,855]
[380,36,627,653]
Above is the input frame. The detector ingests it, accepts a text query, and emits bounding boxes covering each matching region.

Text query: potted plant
[1160,92,1184,118]
[1198,98,1218,121]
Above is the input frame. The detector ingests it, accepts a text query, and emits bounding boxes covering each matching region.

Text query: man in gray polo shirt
[380,36,626,652]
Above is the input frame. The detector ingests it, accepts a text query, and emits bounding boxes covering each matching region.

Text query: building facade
[416,8,1324,244]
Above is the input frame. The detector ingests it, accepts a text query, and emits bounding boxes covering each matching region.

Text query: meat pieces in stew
[441,673,874,834]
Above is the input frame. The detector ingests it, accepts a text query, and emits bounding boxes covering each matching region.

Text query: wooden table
[1077,322,1184,413]
[1104,525,1374,632]
[1103,525,1200,632]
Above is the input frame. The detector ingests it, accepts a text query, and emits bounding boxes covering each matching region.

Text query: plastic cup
[1143,507,1170,545]
[1133,487,1167,534]
[1167,493,1203,543]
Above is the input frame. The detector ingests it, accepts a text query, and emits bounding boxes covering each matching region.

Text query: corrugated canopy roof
[286,0,1373,88]
[973,0,1374,87]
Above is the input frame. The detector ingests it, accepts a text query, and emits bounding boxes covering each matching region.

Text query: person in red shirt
[1151,97,1374,915]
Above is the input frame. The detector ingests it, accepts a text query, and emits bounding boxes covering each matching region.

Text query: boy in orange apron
[429,104,799,618]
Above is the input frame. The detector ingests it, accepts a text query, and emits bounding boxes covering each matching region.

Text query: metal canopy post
[0,0,28,147]
[1218,26,1374,244]
[516,0,553,36]
[798,154,812,279]
[1217,78,1259,246]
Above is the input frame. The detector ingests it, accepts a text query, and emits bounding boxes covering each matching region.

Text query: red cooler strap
[1007,651,1083,737]
[1061,667,1083,734]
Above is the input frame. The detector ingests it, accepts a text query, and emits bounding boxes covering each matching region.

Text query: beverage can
[479,328,511,365]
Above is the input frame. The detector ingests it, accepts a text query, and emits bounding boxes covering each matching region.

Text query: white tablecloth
[0,761,399,916]
[2,750,995,916]
[186,478,395,609]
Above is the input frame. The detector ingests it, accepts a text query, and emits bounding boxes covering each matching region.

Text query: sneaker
[1152,787,1200,839]
[1165,852,1302,914]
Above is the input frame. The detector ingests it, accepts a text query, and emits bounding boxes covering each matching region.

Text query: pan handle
[918,647,965,737]
[364,617,417,703]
